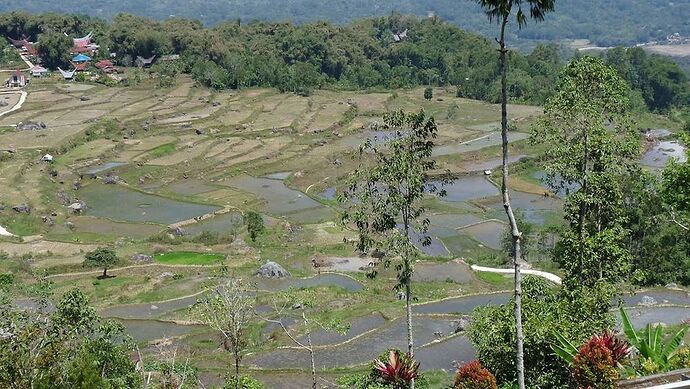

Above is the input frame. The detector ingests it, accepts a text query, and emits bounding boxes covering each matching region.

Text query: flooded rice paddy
[80,184,220,224]
[641,140,688,168]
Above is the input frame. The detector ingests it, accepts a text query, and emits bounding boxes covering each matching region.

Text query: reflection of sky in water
[533,171,580,198]
[641,140,687,168]
[432,176,498,202]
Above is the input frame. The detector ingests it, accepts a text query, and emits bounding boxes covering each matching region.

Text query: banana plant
[552,331,579,364]
[620,306,689,371]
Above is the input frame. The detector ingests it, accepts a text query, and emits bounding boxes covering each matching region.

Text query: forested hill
[4,0,690,47]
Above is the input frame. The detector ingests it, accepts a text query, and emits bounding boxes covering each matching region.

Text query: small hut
[30,66,48,77]
[6,70,27,87]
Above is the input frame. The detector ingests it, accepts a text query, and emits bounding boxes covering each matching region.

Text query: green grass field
[154,251,225,265]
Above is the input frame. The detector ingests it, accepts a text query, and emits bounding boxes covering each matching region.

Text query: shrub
[671,346,690,369]
[245,211,264,242]
[454,360,497,389]
[572,337,619,389]
[223,375,265,389]
[337,349,429,389]
[424,87,433,101]
[373,349,419,388]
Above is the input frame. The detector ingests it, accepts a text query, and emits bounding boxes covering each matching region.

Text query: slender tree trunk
[308,339,316,389]
[102,268,107,278]
[304,312,317,389]
[579,127,589,278]
[234,350,240,389]
[402,211,415,389]
[499,16,525,389]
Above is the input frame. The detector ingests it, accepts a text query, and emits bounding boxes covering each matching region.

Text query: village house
[5,70,27,87]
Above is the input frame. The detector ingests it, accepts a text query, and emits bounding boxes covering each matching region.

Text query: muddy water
[264,172,292,180]
[83,161,126,176]
[432,132,529,157]
[459,220,505,249]
[435,176,498,202]
[80,184,220,224]
[166,179,217,196]
[486,191,562,224]
[254,273,364,292]
[225,175,325,216]
[641,140,688,168]
[413,260,474,284]
[184,212,243,236]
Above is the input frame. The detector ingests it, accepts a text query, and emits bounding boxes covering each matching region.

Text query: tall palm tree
[473,1,555,388]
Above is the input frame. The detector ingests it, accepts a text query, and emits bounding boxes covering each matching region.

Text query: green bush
[223,375,265,389]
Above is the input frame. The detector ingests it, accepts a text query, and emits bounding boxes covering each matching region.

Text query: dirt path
[471,264,562,285]
[0,90,28,118]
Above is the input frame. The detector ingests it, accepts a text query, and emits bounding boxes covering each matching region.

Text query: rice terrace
[1,5,690,389]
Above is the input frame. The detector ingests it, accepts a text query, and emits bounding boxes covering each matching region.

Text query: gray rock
[170,227,187,237]
[453,316,472,333]
[72,180,81,191]
[80,95,91,101]
[56,191,71,205]
[256,261,290,279]
[131,253,153,263]
[65,221,75,230]
[16,121,45,131]
[12,204,31,213]
[666,283,679,289]
[41,216,54,226]
[639,295,658,307]
[0,101,8,107]
[156,272,175,282]
[102,175,120,185]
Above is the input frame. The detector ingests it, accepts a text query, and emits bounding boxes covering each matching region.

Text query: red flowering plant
[572,336,621,389]
[453,360,497,389]
[373,349,419,387]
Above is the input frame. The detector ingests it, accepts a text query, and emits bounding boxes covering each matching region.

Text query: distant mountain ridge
[3,0,690,47]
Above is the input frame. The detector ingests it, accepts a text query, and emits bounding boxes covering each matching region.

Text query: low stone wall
[619,368,690,388]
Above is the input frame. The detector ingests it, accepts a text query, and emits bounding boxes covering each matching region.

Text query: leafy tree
[467,277,615,388]
[83,247,118,278]
[36,31,72,69]
[474,1,554,387]
[245,211,264,242]
[0,288,141,388]
[194,278,255,389]
[423,87,432,101]
[531,56,639,289]
[341,110,447,389]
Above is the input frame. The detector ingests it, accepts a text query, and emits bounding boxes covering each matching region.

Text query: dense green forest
[2,12,689,111]
[3,0,690,46]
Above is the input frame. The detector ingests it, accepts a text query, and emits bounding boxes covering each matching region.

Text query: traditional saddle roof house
[392,29,409,42]
[57,67,75,80]
[7,37,29,48]
[6,70,27,87]
[30,65,48,77]
[135,55,156,68]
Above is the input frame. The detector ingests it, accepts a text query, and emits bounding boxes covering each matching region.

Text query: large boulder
[16,121,46,131]
[256,261,290,279]
[131,253,153,263]
[12,204,31,213]
[102,175,120,185]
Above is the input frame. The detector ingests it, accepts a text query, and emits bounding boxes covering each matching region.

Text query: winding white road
[0,90,27,118]
[471,264,562,285]
[0,225,15,237]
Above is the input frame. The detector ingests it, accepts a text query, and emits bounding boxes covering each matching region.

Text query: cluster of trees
[2,11,689,112]
[2,0,688,47]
